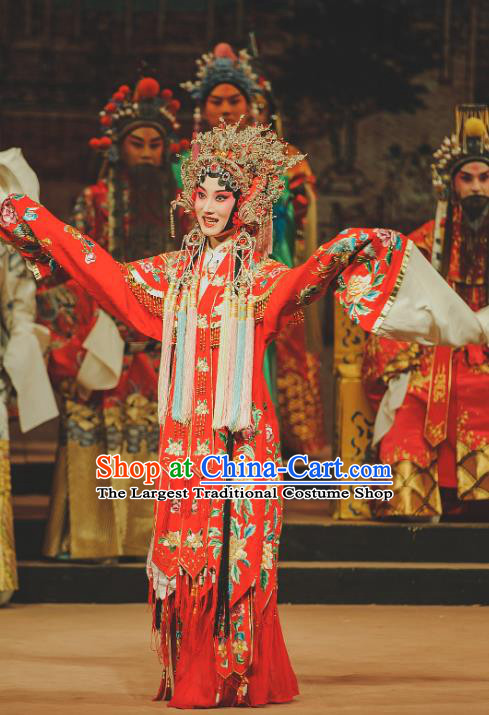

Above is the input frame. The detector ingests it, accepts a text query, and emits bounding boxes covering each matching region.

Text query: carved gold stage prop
[333,302,374,519]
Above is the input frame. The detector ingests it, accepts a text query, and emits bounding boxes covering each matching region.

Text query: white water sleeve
[372,372,410,446]
[76,309,124,391]
[375,244,486,346]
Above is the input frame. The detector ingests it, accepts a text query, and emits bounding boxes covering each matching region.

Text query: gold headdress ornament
[176,119,303,252]
[431,104,489,272]
[160,121,303,434]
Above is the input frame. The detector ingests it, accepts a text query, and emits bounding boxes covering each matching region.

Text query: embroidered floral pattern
[229,517,255,586]
[196,357,209,372]
[138,259,161,282]
[183,528,204,552]
[64,224,96,264]
[231,608,249,665]
[374,228,403,249]
[209,525,223,559]
[195,399,209,416]
[158,530,180,553]
[195,438,210,456]
[260,514,277,591]
[165,437,184,456]
[337,259,385,324]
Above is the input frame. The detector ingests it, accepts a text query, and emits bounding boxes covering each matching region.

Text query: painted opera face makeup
[453,161,489,199]
[203,83,250,128]
[121,126,165,168]
[194,176,236,243]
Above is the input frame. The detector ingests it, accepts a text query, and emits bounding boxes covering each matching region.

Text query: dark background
[0,0,487,235]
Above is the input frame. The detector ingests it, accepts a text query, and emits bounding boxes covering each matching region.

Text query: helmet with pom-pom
[180,42,259,103]
[89,75,181,160]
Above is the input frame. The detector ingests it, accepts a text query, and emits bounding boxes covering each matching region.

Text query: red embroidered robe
[0,195,410,707]
[362,211,489,517]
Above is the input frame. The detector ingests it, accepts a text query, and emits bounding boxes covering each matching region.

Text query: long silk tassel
[157,285,176,425]
[236,296,255,431]
[228,293,248,431]
[171,290,188,422]
[222,294,238,426]
[213,286,232,429]
[180,285,198,422]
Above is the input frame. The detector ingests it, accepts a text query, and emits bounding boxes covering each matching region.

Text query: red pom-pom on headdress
[179,139,190,151]
[113,91,125,102]
[214,42,237,61]
[161,88,173,100]
[89,138,101,150]
[99,137,112,149]
[105,102,117,113]
[118,85,130,95]
[134,77,160,101]
[100,115,112,127]
[168,99,181,113]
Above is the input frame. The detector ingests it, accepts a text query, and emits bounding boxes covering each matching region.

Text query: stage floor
[1,603,488,714]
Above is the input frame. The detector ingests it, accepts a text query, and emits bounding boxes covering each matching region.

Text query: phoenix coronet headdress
[178,121,303,250]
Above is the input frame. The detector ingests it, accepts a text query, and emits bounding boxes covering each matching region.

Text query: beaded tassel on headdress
[222,291,239,425]
[228,291,248,430]
[171,290,188,422]
[213,284,233,429]
[181,282,198,420]
[241,297,255,425]
[157,284,177,424]
[169,231,205,424]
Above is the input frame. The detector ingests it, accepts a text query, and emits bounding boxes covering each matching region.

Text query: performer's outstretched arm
[0,195,164,340]
[264,227,486,347]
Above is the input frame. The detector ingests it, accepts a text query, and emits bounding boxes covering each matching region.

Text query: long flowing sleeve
[0,195,163,341]
[264,227,486,347]
[0,245,58,431]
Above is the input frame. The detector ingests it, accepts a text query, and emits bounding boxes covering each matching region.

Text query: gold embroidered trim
[121,266,164,317]
[371,239,412,334]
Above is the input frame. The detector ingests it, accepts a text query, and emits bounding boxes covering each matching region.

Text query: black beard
[457,196,489,281]
[125,163,168,261]
[460,194,489,230]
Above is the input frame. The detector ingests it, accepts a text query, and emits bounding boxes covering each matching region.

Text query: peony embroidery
[345,274,374,304]
[338,260,385,323]
[374,228,403,250]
